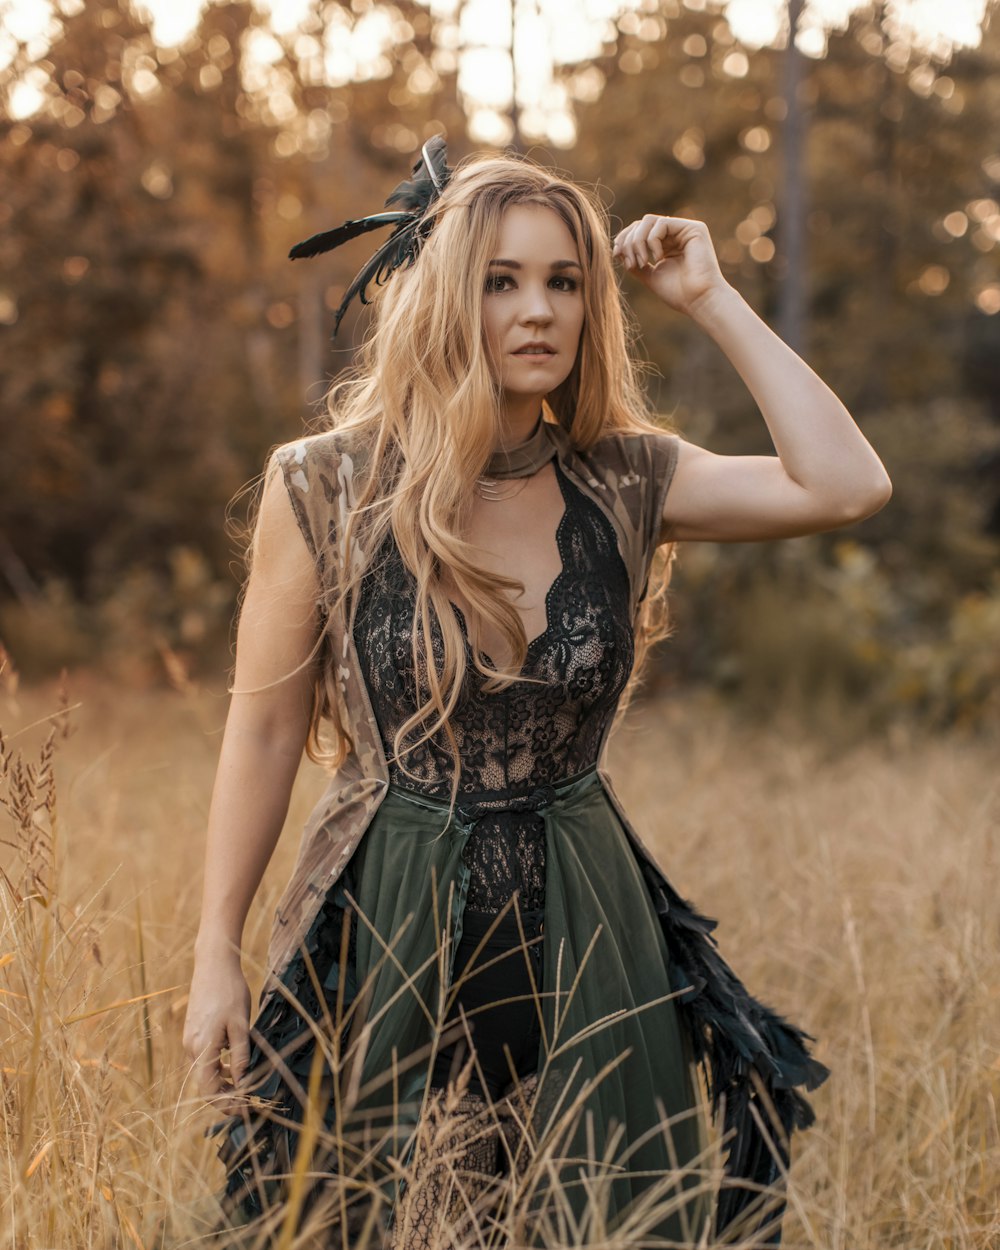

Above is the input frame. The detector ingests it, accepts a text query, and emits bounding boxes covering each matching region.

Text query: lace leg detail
[496,1070,540,1183]
[391,1084,501,1249]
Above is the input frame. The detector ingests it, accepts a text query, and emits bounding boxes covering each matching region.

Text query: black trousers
[429,905,545,1102]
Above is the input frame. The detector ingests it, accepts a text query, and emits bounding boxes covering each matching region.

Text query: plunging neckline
[449,462,572,676]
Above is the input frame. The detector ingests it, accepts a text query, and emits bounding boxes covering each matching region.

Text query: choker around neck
[482,417,556,480]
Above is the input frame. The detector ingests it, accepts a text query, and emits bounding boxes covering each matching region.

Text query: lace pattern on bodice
[352,462,633,913]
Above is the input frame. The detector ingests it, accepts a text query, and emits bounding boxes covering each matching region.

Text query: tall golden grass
[1,652,998,1248]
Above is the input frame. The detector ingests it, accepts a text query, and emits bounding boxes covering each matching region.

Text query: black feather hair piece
[288,134,452,339]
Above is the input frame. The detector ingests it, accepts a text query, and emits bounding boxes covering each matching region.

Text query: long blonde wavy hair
[262,151,679,800]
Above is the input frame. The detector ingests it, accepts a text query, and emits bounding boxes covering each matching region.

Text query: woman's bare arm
[659,285,892,542]
[184,456,322,1107]
[612,215,892,543]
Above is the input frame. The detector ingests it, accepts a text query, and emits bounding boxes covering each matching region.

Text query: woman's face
[481,203,585,410]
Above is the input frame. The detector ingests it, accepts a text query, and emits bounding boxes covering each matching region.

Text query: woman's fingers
[189,1031,225,1102]
[613,214,724,312]
[614,215,698,268]
[186,1022,251,1105]
[611,225,628,263]
[647,217,673,263]
[614,218,658,267]
[624,222,641,267]
[616,226,644,269]
[228,1015,251,1089]
[639,215,661,265]
[183,964,252,1109]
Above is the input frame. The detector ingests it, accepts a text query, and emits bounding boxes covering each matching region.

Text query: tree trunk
[777,0,808,356]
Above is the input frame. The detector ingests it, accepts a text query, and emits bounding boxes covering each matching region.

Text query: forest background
[2,0,1000,738]
[2,3,1000,1247]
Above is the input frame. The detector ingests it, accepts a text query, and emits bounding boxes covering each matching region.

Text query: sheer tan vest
[259,420,679,1016]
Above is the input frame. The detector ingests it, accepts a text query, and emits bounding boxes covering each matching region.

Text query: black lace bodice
[352,462,633,914]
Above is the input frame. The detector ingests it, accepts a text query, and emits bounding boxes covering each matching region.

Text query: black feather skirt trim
[203,871,391,1240]
[634,852,831,1242]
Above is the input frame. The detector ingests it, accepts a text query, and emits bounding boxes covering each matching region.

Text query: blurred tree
[0,1,276,613]
[568,2,1000,424]
[565,2,1000,700]
[776,0,806,355]
[259,0,469,375]
[1,0,998,713]
[0,0,468,623]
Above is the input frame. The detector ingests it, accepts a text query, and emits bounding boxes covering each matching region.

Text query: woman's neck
[481,413,554,481]
[495,406,544,452]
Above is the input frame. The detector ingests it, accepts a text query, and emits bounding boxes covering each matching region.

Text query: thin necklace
[475,416,556,501]
[475,476,530,502]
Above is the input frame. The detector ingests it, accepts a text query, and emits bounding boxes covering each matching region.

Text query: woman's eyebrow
[487,258,583,271]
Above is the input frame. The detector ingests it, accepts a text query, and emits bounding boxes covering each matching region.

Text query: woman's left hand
[612,214,730,316]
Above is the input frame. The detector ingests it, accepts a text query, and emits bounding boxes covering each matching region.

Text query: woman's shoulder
[614,426,680,490]
[553,422,680,490]
[272,426,364,473]
[266,428,370,568]
[555,424,680,583]
[271,427,369,501]
[594,424,680,460]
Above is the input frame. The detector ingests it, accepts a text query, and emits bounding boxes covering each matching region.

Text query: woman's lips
[512,348,556,359]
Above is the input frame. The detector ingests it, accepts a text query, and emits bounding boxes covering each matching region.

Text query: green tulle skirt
[332,766,709,1241]
[210,763,827,1244]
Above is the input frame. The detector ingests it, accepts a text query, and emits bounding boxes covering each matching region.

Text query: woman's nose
[519,285,555,322]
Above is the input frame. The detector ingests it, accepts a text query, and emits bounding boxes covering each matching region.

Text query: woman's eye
[484,274,579,293]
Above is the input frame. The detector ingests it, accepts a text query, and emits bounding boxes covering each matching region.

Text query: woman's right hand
[182,454,320,1117]
[183,946,252,1116]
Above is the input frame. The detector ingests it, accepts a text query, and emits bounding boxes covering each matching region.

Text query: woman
[183,139,887,1246]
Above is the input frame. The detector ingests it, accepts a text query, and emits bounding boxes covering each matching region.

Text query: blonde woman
[183,140,886,1246]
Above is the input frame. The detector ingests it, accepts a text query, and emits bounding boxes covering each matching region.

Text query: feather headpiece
[288,134,452,339]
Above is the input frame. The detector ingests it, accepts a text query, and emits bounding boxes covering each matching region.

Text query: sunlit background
[1,0,993,145]
[2,6,1000,1243]
[0,0,998,720]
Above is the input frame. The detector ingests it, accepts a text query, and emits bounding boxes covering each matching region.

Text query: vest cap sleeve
[271,433,351,585]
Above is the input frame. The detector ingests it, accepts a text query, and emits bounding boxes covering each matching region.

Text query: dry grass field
[2,667,998,1248]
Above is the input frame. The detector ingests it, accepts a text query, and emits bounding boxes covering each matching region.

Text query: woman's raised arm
[613,214,892,543]
[183,455,322,1111]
